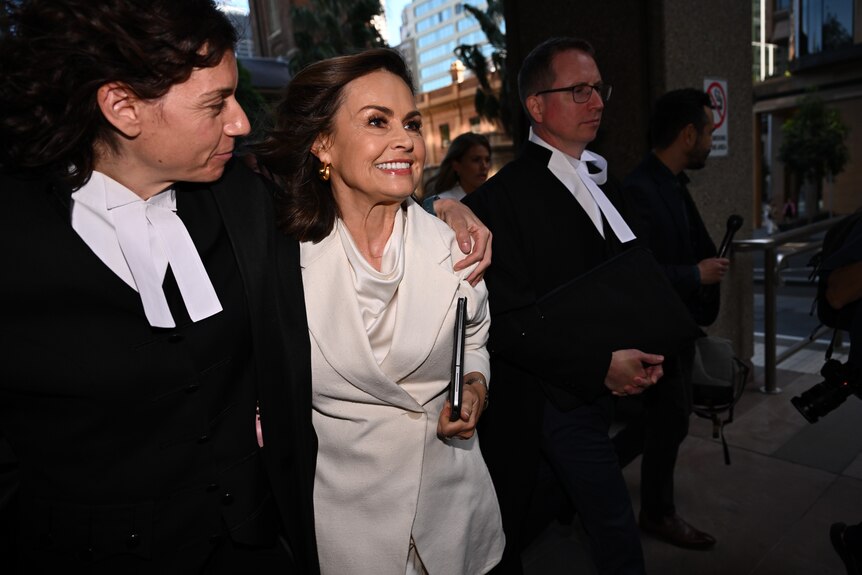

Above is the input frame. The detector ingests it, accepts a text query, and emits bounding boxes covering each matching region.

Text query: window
[419,40,456,63]
[799,0,854,56]
[775,0,791,10]
[417,24,455,48]
[267,1,281,34]
[414,0,446,18]
[420,59,454,79]
[459,30,484,45]
[458,17,477,32]
[440,123,451,147]
[416,8,452,33]
[422,76,452,92]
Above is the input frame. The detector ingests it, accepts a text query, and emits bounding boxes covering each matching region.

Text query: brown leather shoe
[639,510,717,550]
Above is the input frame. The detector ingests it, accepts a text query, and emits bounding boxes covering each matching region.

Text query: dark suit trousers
[613,347,694,519]
[541,400,645,575]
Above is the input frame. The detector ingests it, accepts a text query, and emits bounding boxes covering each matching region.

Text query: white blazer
[301,200,504,575]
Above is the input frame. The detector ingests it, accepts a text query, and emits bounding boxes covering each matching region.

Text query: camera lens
[791,381,851,424]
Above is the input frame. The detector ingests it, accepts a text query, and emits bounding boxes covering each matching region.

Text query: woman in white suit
[257,49,504,575]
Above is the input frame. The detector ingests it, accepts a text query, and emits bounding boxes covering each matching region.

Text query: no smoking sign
[703,78,728,157]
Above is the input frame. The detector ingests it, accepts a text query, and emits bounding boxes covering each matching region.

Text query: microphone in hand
[717,214,743,258]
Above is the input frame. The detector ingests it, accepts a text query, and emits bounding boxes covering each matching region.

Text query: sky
[220,0,409,46]
[219,0,250,12]
[383,0,410,45]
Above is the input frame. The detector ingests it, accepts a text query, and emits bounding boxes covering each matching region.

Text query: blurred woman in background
[422,133,491,214]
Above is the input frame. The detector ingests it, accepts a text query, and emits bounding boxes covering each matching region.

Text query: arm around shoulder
[432,198,491,284]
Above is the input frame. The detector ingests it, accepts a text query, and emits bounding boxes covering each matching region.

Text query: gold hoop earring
[318,163,331,182]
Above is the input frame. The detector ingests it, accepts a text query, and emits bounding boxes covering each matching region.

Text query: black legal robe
[0,160,318,573]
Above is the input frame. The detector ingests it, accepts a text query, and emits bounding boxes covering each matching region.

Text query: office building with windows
[220,6,256,58]
[392,0,511,182]
[754,0,861,221]
[399,0,494,93]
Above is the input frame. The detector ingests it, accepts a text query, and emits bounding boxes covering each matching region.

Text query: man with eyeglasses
[464,37,659,575]
[614,88,725,551]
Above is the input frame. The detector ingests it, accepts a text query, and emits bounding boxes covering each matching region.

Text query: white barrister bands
[529,129,636,244]
[72,172,222,328]
[575,150,636,244]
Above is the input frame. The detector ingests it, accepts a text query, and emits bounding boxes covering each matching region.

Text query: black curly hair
[0,0,236,190]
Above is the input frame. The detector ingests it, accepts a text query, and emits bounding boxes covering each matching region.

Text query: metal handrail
[732,217,843,393]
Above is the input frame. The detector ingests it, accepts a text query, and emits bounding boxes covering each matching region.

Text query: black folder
[535,246,703,356]
[448,297,467,421]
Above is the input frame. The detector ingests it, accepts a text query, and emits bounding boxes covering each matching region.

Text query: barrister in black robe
[0,2,318,572]
[0,162,319,573]
[463,38,664,575]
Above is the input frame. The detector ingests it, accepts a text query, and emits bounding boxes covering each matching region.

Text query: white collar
[529,129,607,184]
[529,128,635,243]
[71,171,222,328]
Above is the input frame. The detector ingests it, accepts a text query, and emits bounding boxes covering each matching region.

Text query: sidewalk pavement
[522,340,862,574]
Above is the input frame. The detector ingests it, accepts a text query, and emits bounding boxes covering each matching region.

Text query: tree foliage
[0,0,19,38]
[778,92,850,184]
[453,0,511,136]
[290,0,385,73]
[822,14,853,52]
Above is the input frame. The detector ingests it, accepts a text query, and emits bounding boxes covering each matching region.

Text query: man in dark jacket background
[615,88,729,550]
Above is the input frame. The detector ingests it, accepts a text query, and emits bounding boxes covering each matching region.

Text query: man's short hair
[517,37,596,114]
[650,89,715,150]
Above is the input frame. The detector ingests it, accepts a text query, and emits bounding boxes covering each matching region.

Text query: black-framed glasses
[535,83,613,104]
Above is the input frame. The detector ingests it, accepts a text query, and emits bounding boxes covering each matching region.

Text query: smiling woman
[256,49,421,243]
[256,49,504,575]
[312,69,426,247]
